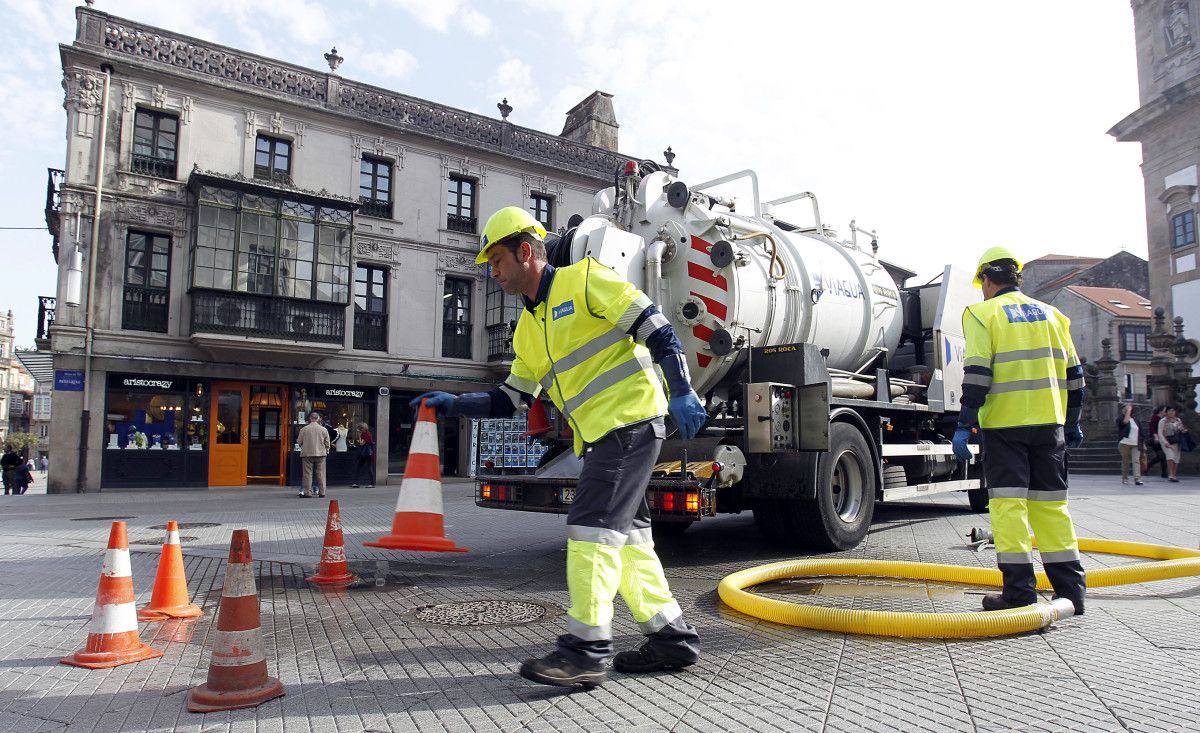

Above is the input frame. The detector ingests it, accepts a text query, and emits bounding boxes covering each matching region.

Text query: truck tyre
[754,422,876,551]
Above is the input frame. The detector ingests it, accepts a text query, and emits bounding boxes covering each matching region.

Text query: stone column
[1093,338,1121,426]
[1147,307,1177,409]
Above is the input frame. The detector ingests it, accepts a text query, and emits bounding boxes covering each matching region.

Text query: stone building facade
[1110,0,1200,339]
[45,7,644,492]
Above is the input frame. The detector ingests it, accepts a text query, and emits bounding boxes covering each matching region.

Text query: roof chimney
[560,91,618,152]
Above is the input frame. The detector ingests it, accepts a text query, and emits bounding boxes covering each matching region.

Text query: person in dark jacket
[12,461,32,495]
[0,447,21,495]
[351,423,375,488]
[1144,406,1168,479]
[1115,403,1144,486]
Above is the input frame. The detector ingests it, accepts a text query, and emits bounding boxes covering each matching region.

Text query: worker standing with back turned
[412,206,704,688]
[952,246,1087,615]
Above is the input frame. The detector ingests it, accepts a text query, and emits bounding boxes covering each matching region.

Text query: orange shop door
[209,382,249,486]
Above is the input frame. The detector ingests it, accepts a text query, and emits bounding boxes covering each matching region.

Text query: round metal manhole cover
[70,516,135,521]
[130,536,200,545]
[148,522,221,529]
[410,600,549,627]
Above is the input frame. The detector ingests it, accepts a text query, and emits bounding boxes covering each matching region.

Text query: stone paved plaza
[0,473,1197,732]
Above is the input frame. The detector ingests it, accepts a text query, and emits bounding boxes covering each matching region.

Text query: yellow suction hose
[717,537,1200,639]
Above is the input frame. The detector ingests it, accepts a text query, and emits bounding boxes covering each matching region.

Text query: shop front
[100,372,378,489]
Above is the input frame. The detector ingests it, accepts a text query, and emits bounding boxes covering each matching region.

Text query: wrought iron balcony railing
[353,311,387,351]
[442,323,472,359]
[358,197,392,219]
[130,153,176,179]
[191,289,345,344]
[36,296,56,341]
[122,286,169,333]
[486,323,514,361]
[45,168,64,250]
[446,213,477,233]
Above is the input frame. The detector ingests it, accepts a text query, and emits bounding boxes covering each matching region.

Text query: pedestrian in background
[1116,403,1144,486]
[1145,406,1168,479]
[1,447,21,495]
[351,422,375,488]
[39,456,47,476]
[12,461,31,495]
[1157,406,1187,483]
[297,411,330,498]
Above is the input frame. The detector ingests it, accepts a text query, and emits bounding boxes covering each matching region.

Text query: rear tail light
[686,492,699,513]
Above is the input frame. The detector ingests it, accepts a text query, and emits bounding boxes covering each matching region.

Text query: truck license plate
[558,486,575,504]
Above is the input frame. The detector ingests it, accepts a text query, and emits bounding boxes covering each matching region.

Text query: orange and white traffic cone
[307,500,360,586]
[138,520,203,621]
[61,521,164,669]
[187,529,284,713]
[364,399,468,553]
[522,398,552,438]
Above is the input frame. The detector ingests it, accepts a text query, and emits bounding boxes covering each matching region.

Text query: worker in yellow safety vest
[412,206,704,688]
[952,246,1087,614]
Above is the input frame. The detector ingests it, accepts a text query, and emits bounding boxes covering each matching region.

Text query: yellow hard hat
[972,246,1023,288]
[476,206,547,264]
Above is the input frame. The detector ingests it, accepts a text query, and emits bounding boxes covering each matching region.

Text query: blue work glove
[1065,424,1084,449]
[952,428,973,461]
[668,391,706,440]
[410,391,456,418]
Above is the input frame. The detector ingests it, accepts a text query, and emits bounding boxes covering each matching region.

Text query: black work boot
[981,594,1036,611]
[517,651,606,688]
[613,640,697,673]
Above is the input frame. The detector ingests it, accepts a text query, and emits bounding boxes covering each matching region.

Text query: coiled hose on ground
[717,537,1200,638]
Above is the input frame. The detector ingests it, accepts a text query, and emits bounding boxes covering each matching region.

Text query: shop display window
[105,390,185,450]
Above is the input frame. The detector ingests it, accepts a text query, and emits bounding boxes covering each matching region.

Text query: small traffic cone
[188,529,284,713]
[307,500,360,586]
[61,521,164,669]
[138,520,203,621]
[364,400,468,553]
[522,398,552,438]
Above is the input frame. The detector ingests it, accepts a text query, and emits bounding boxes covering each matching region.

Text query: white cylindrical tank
[571,171,903,395]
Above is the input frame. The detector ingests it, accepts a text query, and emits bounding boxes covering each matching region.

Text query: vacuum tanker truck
[475,162,984,550]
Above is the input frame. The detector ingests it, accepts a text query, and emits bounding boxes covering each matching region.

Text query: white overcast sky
[0,0,1147,346]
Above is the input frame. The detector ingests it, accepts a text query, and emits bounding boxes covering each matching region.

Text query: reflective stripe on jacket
[962,290,1082,429]
[505,258,668,455]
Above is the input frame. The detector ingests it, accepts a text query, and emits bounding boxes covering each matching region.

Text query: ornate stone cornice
[75,8,634,181]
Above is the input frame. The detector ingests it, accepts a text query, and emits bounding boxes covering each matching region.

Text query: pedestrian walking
[1116,403,1144,486]
[414,206,703,688]
[1156,406,1188,483]
[1145,406,1168,479]
[297,412,330,498]
[1,446,21,495]
[351,422,375,488]
[12,461,31,495]
[39,455,48,476]
[952,246,1087,615]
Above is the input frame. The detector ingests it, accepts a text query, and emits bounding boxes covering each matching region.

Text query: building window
[442,277,473,359]
[484,276,521,360]
[1173,210,1196,249]
[1119,324,1151,361]
[193,185,352,303]
[254,135,291,183]
[131,109,177,179]
[354,265,387,351]
[359,157,393,219]
[446,175,476,233]
[123,231,170,333]
[529,193,553,230]
[1123,372,1133,400]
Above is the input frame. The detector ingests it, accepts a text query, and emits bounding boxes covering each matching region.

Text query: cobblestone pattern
[0,477,1196,731]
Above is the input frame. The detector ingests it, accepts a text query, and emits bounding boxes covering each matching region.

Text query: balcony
[190,289,345,364]
[442,323,472,359]
[36,296,56,345]
[358,197,392,219]
[130,153,176,180]
[486,323,514,361]
[446,213,477,233]
[122,286,169,333]
[45,168,64,258]
[353,311,387,351]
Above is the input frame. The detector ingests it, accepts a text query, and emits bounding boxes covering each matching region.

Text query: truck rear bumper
[475,475,716,522]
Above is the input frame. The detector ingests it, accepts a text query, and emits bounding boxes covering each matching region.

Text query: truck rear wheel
[754,422,876,551]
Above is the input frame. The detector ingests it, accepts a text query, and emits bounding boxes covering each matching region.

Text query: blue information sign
[55,369,84,391]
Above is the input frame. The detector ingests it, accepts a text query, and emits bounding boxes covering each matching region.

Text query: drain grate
[70,516,135,521]
[148,522,221,529]
[131,536,200,545]
[409,600,548,627]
